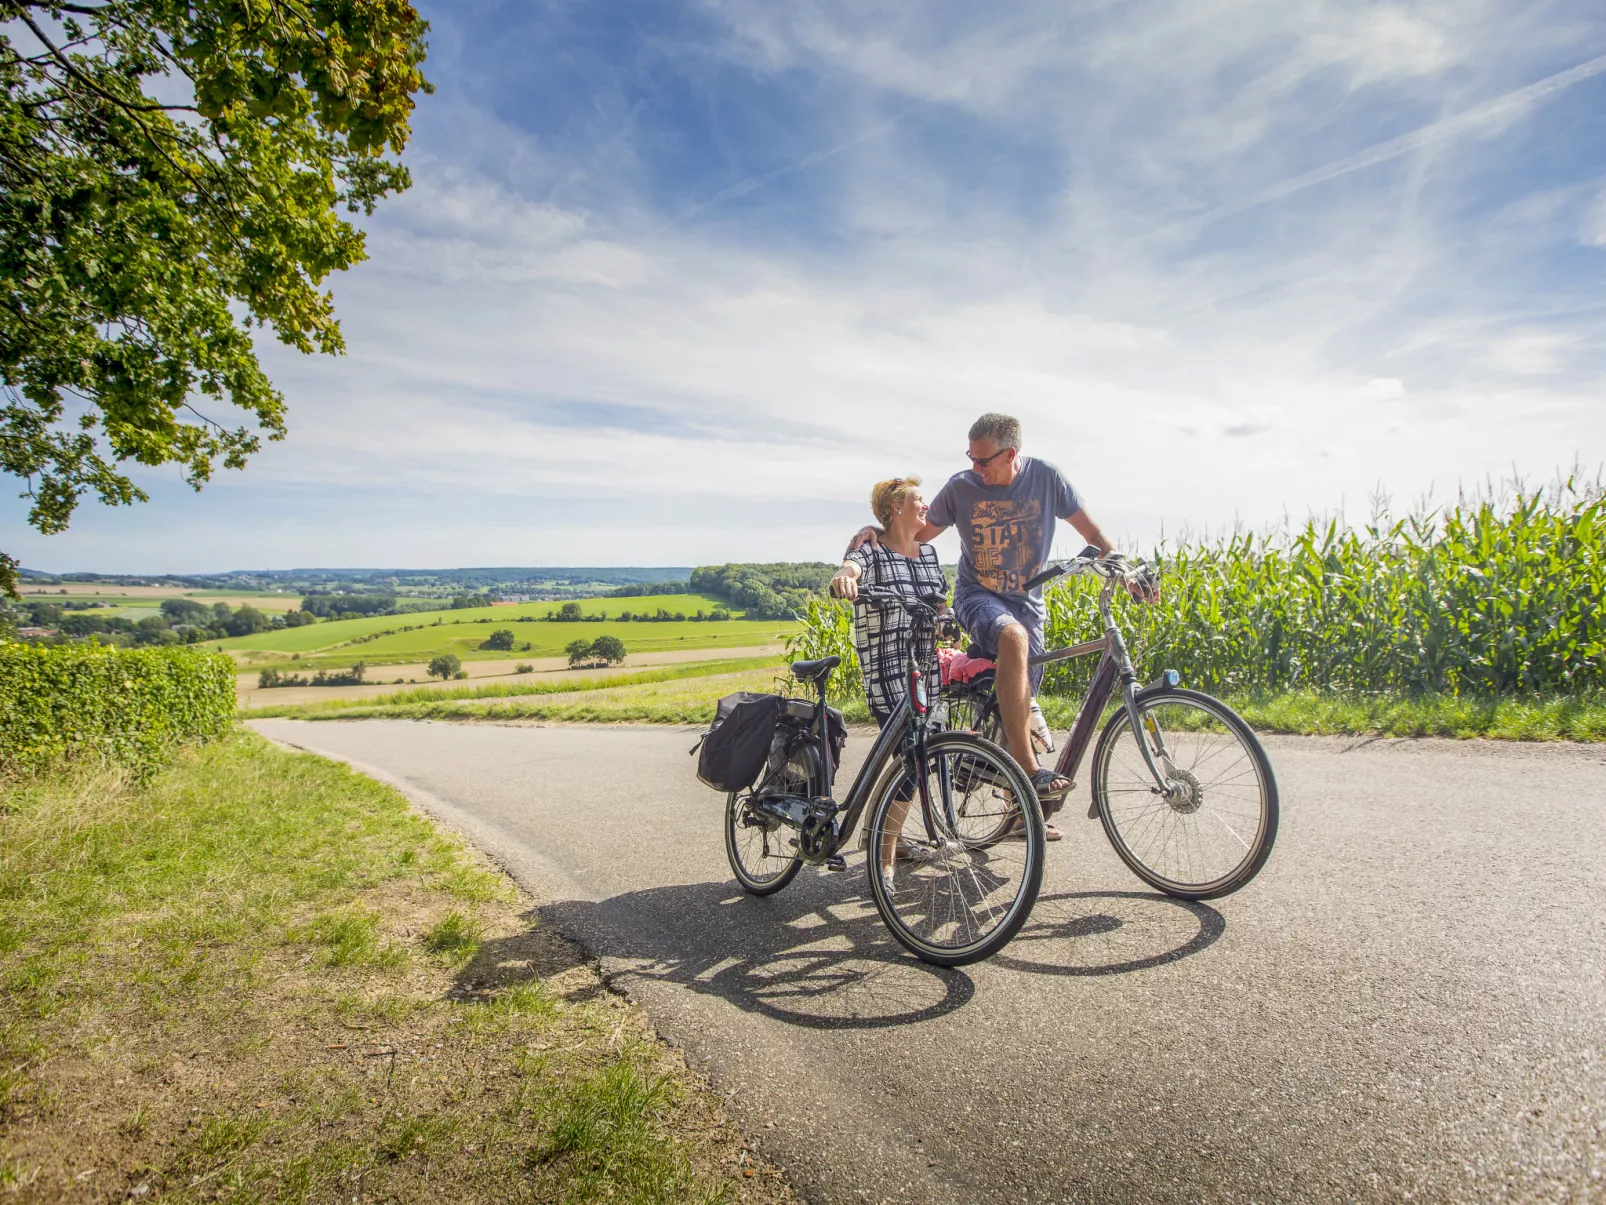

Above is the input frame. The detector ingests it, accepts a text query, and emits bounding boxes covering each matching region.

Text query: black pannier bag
[695,692,786,793]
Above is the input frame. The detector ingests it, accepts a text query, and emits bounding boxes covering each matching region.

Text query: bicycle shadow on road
[990,889,1225,977]
[540,869,973,1030]
[501,868,1225,1031]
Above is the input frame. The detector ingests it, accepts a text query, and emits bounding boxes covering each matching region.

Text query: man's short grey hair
[969,412,1021,451]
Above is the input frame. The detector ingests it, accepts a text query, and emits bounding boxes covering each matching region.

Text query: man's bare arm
[846,522,948,553]
[1069,509,1159,602]
[1067,510,1112,556]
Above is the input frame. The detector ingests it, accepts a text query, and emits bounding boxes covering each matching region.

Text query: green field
[219,592,797,666]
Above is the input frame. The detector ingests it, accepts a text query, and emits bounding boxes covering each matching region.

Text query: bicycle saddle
[789,655,840,681]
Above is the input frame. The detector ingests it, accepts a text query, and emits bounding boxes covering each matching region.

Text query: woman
[830,476,947,893]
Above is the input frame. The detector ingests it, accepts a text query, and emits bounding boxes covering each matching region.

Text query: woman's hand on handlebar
[830,561,861,601]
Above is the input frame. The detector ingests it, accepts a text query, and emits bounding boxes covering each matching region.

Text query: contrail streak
[653,99,930,235]
[1171,51,1606,236]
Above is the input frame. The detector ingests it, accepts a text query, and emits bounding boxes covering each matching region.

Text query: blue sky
[8,0,1606,572]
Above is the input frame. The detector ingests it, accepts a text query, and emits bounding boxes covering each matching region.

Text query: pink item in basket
[937,647,996,685]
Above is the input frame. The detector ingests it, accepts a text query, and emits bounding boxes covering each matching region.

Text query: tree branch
[15,2,111,13]
[4,4,197,112]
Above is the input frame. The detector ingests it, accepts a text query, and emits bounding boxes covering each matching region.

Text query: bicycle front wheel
[1091,688,1278,900]
[866,733,1045,966]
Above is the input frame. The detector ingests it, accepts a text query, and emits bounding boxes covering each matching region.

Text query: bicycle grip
[1022,564,1065,593]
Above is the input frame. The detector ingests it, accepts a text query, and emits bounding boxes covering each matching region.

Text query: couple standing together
[830,411,1116,842]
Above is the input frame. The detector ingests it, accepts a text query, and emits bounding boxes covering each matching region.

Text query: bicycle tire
[866,732,1045,966]
[1090,687,1278,900]
[725,791,803,895]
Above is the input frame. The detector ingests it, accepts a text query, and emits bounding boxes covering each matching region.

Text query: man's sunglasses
[967,448,1012,467]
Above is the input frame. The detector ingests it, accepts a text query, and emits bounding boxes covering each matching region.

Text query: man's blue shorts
[952,586,1046,692]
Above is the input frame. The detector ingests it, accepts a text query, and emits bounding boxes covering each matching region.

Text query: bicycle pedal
[823,855,847,872]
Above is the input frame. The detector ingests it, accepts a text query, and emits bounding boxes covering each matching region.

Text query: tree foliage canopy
[0,0,430,545]
[690,562,834,620]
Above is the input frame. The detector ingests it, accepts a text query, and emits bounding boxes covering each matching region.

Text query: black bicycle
[724,590,1046,966]
[939,552,1279,901]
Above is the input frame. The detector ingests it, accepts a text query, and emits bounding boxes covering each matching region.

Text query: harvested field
[17,586,304,611]
[236,644,783,708]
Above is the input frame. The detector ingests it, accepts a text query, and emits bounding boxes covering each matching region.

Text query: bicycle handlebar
[1023,547,1156,594]
[855,588,947,614]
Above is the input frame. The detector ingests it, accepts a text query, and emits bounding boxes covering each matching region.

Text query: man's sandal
[1031,767,1072,841]
[1002,813,1061,841]
[1031,767,1072,801]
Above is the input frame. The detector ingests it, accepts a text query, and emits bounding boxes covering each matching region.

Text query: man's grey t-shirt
[928,455,1082,620]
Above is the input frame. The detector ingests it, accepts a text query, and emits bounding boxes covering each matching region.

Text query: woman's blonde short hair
[870,476,922,529]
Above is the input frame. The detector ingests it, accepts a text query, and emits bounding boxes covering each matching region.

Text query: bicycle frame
[785,593,966,860]
[1027,575,1177,792]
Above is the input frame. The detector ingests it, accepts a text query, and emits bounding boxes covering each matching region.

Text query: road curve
[250,719,1606,1204]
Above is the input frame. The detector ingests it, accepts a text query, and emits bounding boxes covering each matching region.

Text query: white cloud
[13,0,1606,572]
[1579,188,1606,246]
[1483,333,1577,375]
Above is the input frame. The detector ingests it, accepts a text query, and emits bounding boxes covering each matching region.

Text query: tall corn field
[789,479,1606,701]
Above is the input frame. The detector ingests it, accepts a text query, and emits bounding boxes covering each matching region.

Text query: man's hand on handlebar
[1027,549,1162,604]
[1127,566,1161,605]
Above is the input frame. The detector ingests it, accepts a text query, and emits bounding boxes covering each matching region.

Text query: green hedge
[0,644,235,777]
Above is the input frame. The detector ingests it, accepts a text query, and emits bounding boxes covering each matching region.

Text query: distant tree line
[11,598,307,646]
[543,601,732,623]
[300,592,397,619]
[689,563,835,620]
[607,581,691,597]
[259,663,369,689]
[606,565,835,618]
[299,592,458,619]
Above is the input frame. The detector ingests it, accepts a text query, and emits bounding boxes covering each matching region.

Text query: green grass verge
[0,732,784,1202]
[1220,689,1606,741]
[252,654,1606,743]
[1033,688,1606,742]
[244,655,785,719]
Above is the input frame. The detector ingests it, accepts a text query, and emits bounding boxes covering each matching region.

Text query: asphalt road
[251,719,1606,1204]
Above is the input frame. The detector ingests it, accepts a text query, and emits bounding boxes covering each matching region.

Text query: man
[851,413,1117,837]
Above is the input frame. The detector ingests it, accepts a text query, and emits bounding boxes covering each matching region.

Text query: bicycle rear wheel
[938,683,1016,848]
[1091,688,1278,900]
[725,792,802,895]
[866,733,1044,966]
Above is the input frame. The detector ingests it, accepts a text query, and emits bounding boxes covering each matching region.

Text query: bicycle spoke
[1096,696,1271,894]
[873,737,1041,962]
